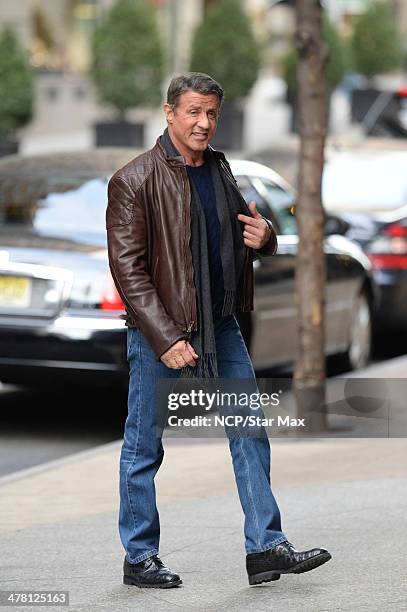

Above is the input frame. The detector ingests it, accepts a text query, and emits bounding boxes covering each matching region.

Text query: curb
[0,439,122,488]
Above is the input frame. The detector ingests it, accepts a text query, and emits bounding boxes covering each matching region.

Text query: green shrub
[351,1,404,78]
[189,0,261,100]
[0,28,33,140]
[90,0,164,117]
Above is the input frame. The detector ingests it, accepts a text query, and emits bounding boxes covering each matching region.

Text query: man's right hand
[160,340,199,369]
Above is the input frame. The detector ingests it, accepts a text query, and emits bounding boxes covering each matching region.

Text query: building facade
[0,0,204,74]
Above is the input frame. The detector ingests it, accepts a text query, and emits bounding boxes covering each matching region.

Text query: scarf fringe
[221,289,235,317]
[180,352,218,379]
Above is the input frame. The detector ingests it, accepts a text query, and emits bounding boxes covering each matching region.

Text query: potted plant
[90,0,164,147]
[189,0,260,151]
[282,18,346,133]
[350,0,404,123]
[0,27,33,157]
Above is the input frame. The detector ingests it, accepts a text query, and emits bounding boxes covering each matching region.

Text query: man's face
[164,91,220,158]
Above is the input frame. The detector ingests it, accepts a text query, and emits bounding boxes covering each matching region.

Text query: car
[0,150,377,388]
[232,160,377,370]
[322,151,407,330]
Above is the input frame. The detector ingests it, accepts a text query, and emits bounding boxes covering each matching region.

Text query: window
[236,174,283,234]
[0,175,108,246]
[254,177,297,235]
[33,177,108,238]
[236,175,272,217]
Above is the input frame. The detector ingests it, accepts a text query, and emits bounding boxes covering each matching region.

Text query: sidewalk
[1,359,406,611]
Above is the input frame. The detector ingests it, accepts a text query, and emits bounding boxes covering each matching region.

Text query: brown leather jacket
[106,138,277,360]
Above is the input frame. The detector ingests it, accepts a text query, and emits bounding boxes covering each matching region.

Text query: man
[107,72,331,588]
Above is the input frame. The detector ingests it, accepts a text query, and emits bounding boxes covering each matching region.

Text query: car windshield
[0,175,109,243]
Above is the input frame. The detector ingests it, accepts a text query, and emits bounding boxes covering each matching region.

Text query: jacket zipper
[186,320,194,341]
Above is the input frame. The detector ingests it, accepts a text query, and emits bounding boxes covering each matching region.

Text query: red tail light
[369,254,407,269]
[383,223,407,237]
[100,272,125,310]
[368,222,407,269]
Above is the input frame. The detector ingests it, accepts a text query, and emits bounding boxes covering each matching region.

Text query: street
[0,384,127,477]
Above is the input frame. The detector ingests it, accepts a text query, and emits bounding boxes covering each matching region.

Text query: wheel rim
[348,294,371,370]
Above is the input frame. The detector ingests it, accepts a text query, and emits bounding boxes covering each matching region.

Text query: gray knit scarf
[160,129,248,378]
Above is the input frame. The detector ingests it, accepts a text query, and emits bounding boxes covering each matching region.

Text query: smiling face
[163,91,220,165]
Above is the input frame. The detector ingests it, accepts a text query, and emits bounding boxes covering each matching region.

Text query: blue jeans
[119,314,287,563]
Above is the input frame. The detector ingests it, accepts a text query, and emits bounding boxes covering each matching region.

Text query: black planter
[210,100,244,151]
[95,121,144,148]
[0,139,19,158]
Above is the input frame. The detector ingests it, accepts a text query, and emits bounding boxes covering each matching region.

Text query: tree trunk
[294,0,329,432]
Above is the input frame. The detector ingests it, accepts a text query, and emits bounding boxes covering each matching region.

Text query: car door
[254,175,347,355]
[236,174,297,368]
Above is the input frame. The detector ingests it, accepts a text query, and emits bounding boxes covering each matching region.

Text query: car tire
[341,290,372,371]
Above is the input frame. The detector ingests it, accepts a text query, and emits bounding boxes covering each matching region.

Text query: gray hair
[166,72,224,109]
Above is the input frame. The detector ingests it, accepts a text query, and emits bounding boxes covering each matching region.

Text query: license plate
[0,276,32,308]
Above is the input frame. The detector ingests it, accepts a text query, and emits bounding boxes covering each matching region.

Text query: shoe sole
[123,576,182,589]
[248,551,332,585]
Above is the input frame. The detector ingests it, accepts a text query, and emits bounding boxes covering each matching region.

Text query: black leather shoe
[247,541,331,585]
[123,556,182,588]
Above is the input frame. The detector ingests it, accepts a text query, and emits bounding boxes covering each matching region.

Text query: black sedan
[0,150,376,388]
[330,211,407,332]
[322,151,407,331]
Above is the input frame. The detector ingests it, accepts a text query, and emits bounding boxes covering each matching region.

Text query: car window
[34,178,108,237]
[0,176,108,241]
[236,175,281,231]
[253,177,297,235]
